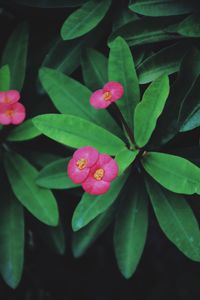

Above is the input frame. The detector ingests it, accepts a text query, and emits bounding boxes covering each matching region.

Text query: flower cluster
[0,90,26,125]
[67,146,118,195]
[90,81,124,109]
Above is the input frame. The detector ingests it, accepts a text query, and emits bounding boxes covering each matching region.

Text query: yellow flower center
[5,109,14,117]
[76,158,87,170]
[103,91,112,101]
[93,168,105,181]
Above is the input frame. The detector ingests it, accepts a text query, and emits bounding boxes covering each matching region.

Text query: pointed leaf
[7,120,41,142]
[1,23,28,91]
[81,48,108,90]
[114,177,148,278]
[109,37,140,129]
[36,158,77,190]
[142,152,200,195]
[33,114,125,155]
[0,65,10,91]
[177,14,200,37]
[4,152,59,226]
[145,176,200,261]
[61,0,111,40]
[115,148,138,176]
[72,173,129,231]
[134,75,169,148]
[0,191,24,288]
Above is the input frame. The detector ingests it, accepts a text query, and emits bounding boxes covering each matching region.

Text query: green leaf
[137,41,191,84]
[134,75,169,148]
[177,14,200,37]
[129,0,196,17]
[72,204,115,257]
[115,148,138,176]
[7,119,41,142]
[113,7,139,31]
[39,68,122,138]
[81,48,108,90]
[12,0,88,7]
[72,173,129,231]
[0,190,24,288]
[33,114,125,155]
[61,0,111,40]
[109,17,180,46]
[24,151,62,169]
[4,152,59,226]
[142,152,200,195]
[145,176,200,261]
[180,108,200,132]
[36,158,77,190]
[150,47,200,146]
[114,176,148,278]
[108,37,140,129]
[0,65,10,91]
[1,23,28,91]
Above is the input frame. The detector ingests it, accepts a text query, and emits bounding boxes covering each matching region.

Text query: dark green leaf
[113,7,139,31]
[177,14,200,37]
[72,173,129,231]
[0,65,10,91]
[12,0,88,7]
[109,37,140,129]
[4,152,59,226]
[1,23,28,91]
[134,75,169,148]
[61,0,111,40]
[0,190,24,289]
[114,176,148,278]
[145,176,200,261]
[33,114,125,155]
[142,152,200,195]
[129,0,196,17]
[81,48,108,90]
[7,120,41,142]
[180,108,200,132]
[36,158,77,190]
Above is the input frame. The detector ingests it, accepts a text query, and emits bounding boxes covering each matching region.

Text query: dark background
[0,2,200,299]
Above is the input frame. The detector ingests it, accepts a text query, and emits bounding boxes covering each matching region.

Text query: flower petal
[90,89,111,109]
[102,158,118,182]
[103,82,124,102]
[82,176,110,195]
[11,102,26,125]
[73,146,99,167]
[0,104,11,125]
[67,158,90,184]
[6,90,20,104]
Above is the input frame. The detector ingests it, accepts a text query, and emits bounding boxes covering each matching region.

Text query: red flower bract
[0,102,26,125]
[90,81,124,109]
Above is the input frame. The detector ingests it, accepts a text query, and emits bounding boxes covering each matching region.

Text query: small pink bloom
[82,154,118,195]
[90,81,124,109]
[0,90,20,105]
[0,102,26,125]
[67,146,99,184]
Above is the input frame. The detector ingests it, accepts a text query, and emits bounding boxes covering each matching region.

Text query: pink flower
[90,82,124,109]
[0,90,20,105]
[0,102,26,125]
[67,146,99,184]
[82,154,118,195]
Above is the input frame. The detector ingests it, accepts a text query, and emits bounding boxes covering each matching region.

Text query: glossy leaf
[137,41,191,84]
[0,191,24,288]
[134,75,169,148]
[61,0,111,40]
[12,0,88,7]
[177,14,200,37]
[180,108,200,132]
[0,65,10,91]
[4,152,59,226]
[109,37,140,129]
[33,114,125,155]
[39,67,122,138]
[142,152,200,195]
[109,17,179,46]
[72,173,129,231]
[114,177,148,278]
[115,148,138,176]
[72,204,115,257]
[129,0,196,16]
[36,158,77,190]
[7,120,41,142]
[145,176,200,261]
[1,23,28,91]
[81,48,108,90]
